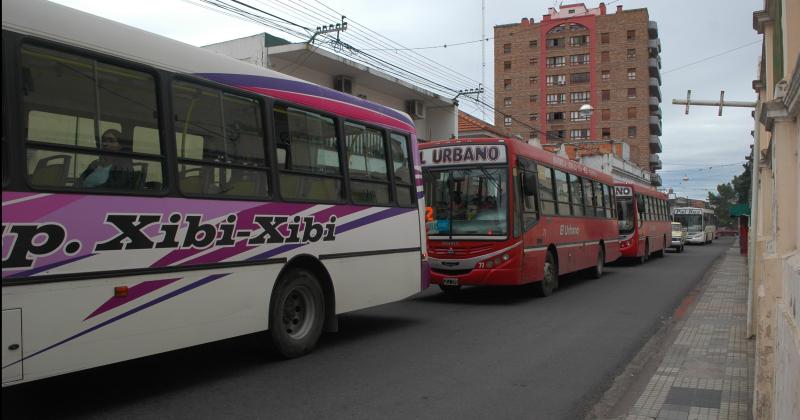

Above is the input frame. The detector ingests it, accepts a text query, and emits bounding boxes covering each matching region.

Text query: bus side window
[583,178,595,217]
[568,174,584,216]
[273,104,342,202]
[173,80,268,199]
[603,184,613,218]
[593,180,604,217]
[390,133,414,207]
[553,170,571,215]
[345,122,391,205]
[537,165,556,215]
[22,44,164,193]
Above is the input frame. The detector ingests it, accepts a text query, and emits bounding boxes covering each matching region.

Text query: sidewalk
[621,243,754,420]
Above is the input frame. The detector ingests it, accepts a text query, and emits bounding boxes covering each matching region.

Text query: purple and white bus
[1,0,428,386]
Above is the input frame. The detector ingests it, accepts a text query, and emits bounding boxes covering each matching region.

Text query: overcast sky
[52,0,762,200]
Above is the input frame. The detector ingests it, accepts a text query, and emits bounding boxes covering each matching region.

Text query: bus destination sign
[614,186,633,197]
[420,145,507,167]
[674,208,703,215]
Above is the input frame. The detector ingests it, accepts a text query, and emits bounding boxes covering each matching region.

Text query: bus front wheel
[269,268,325,358]
[536,251,558,297]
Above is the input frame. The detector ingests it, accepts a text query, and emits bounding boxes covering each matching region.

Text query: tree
[731,149,753,204]
[708,182,736,227]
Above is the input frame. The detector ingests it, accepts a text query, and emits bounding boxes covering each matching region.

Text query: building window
[503,43,512,54]
[546,111,566,121]
[504,97,512,107]
[601,90,611,101]
[529,76,538,85]
[546,56,566,68]
[601,70,610,81]
[504,61,512,70]
[570,111,590,122]
[546,130,566,141]
[504,116,513,126]
[530,113,539,121]
[627,126,637,138]
[628,88,637,99]
[601,109,611,120]
[628,107,637,119]
[529,131,539,139]
[546,93,566,104]
[546,74,567,86]
[570,129,590,140]
[530,94,538,102]
[529,40,538,48]
[546,38,565,48]
[601,32,610,44]
[504,79,512,89]
[569,35,589,47]
[602,127,611,139]
[571,72,590,84]
[601,51,610,63]
[570,91,590,103]
[627,30,636,40]
[529,57,538,66]
[627,68,637,80]
[627,49,636,60]
[570,54,590,65]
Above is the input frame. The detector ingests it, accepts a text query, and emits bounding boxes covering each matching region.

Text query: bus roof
[2,0,414,133]
[421,137,615,184]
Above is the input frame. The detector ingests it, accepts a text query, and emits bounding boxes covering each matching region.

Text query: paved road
[3,239,732,420]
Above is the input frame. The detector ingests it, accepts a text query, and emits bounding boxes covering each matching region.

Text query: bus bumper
[429,267,522,286]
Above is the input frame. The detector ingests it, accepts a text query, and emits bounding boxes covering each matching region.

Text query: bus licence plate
[443,278,459,286]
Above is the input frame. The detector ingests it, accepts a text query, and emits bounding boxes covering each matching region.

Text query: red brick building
[494,2,662,185]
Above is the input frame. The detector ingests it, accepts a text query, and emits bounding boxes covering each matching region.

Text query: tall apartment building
[494,2,663,185]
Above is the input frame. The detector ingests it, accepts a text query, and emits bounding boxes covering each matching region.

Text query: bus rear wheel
[535,251,558,297]
[655,236,666,258]
[269,268,325,358]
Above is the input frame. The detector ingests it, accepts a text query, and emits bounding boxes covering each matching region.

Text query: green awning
[730,203,751,217]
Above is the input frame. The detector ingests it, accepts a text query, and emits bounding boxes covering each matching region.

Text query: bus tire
[592,247,605,279]
[439,284,462,294]
[535,251,558,297]
[269,268,325,358]
[638,241,649,264]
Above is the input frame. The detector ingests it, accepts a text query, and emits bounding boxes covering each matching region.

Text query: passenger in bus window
[79,129,133,189]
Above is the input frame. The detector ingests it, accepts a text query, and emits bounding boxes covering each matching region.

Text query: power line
[662,40,760,75]
[359,37,494,51]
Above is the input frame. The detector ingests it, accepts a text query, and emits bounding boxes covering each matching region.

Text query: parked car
[671,222,687,252]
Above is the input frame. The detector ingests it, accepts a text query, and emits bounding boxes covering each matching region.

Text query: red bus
[614,183,671,263]
[421,138,621,296]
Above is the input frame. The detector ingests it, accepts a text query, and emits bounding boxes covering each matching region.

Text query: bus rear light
[114,286,128,298]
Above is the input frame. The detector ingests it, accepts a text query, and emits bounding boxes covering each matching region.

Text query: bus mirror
[523,173,537,196]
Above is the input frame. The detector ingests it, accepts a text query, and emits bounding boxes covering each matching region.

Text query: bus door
[518,165,541,282]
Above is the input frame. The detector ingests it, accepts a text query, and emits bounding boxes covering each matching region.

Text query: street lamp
[579,104,594,119]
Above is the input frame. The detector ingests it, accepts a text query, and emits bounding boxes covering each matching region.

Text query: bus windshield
[423,167,508,237]
[674,214,703,232]
[617,197,635,234]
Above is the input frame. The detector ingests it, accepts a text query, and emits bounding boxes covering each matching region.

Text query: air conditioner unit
[405,100,426,119]
[333,75,353,93]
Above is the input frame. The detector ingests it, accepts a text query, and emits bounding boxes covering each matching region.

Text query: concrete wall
[750,1,800,418]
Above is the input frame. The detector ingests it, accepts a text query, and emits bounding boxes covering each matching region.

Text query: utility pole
[481,0,486,122]
[672,90,756,116]
[308,16,348,45]
[453,87,485,105]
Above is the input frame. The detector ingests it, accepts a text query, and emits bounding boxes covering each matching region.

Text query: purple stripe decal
[84,278,181,320]
[7,253,96,278]
[197,73,413,127]
[3,273,229,369]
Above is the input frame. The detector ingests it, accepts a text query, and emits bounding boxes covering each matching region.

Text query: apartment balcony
[651,173,662,187]
[649,115,662,135]
[649,57,661,83]
[649,77,662,102]
[649,95,661,112]
[648,38,661,57]
[648,21,659,39]
[649,135,662,153]
[650,154,662,170]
